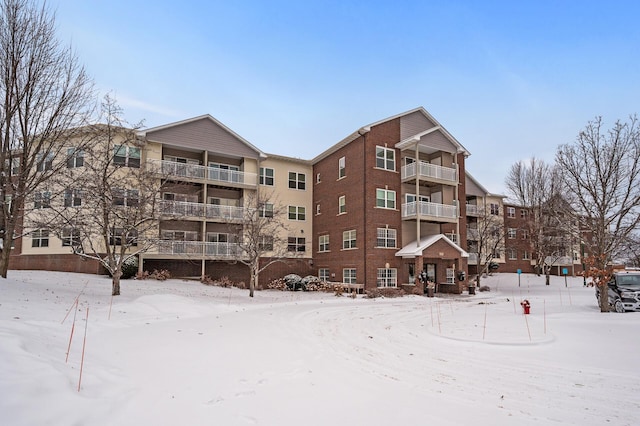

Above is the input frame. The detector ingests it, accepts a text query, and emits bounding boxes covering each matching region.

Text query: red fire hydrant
[521,299,531,315]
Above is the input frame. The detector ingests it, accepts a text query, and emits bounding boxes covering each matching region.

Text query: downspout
[358,128,370,289]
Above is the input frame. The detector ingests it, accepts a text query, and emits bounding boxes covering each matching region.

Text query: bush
[365,287,405,299]
[283,274,304,291]
[479,285,491,292]
[106,256,138,279]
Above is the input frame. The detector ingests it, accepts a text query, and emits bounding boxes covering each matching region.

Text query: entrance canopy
[395,234,469,259]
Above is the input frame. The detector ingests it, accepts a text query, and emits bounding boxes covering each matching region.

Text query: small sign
[517,269,522,275]
[562,268,568,275]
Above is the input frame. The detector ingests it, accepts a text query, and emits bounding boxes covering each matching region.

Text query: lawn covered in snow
[1,271,638,425]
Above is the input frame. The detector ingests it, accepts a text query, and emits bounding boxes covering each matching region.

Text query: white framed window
[523,251,531,260]
[259,235,273,251]
[288,206,306,221]
[376,228,397,248]
[343,230,356,249]
[316,173,321,183]
[287,237,306,252]
[319,234,329,252]
[522,229,529,239]
[316,203,321,215]
[114,145,141,168]
[5,157,19,175]
[113,189,139,207]
[507,207,516,218]
[164,192,198,203]
[376,146,395,171]
[31,229,49,248]
[343,268,357,284]
[259,203,274,218]
[338,156,346,178]
[61,228,81,247]
[521,209,528,218]
[259,167,274,186]
[507,248,517,260]
[66,148,84,168]
[109,228,138,246]
[161,230,199,241]
[376,189,396,209]
[319,268,330,282]
[446,268,455,284]
[377,268,397,288]
[338,195,346,214]
[64,189,83,207]
[508,228,517,239]
[36,152,53,172]
[34,191,51,209]
[490,203,500,215]
[288,172,306,190]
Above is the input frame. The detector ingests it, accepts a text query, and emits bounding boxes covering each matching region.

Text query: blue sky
[53,1,640,194]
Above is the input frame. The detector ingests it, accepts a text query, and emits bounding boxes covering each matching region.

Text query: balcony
[466,204,480,216]
[402,201,458,223]
[156,240,245,259]
[159,200,246,221]
[149,159,258,188]
[401,161,457,186]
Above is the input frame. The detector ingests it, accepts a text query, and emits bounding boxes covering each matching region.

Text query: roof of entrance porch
[395,234,469,259]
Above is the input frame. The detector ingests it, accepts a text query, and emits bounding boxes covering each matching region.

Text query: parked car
[595,270,640,312]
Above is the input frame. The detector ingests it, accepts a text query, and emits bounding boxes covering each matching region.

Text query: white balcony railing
[401,161,457,183]
[466,204,479,216]
[157,240,243,258]
[149,159,258,186]
[402,201,458,220]
[159,200,246,221]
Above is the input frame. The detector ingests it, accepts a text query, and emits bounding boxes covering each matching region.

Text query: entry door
[425,263,436,283]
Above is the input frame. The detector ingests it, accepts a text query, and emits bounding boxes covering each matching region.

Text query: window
[446,268,455,284]
[34,191,51,209]
[490,203,500,215]
[508,228,517,239]
[109,228,138,246]
[319,235,329,252]
[64,189,83,207]
[376,146,395,171]
[316,173,321,183]
[507,248,517,260]
[521,209,528,218]
[523,251,531,260]
[491,250,501,259]
[338,195,346,214]
[522,229,529,239]
[319,268,330,282]
[62,228,81,247]
[259,167,274,186]
[114,145,141,168]
[288,206,306,221]
[507,207,515,218]
[36,153,53,172]
[376,189,396,209]
[343,230,356,249]
[67,148,84,168]
[162,230,199,241]
[259,203,274,218]
[287,237,306,252]
[316,204,321,215]
[376,228,397,248]
[343,268,356,284]
[5,158,19,175]
[288,172,306,190]
[259,236,274,251]
[31,229,49,248]
[377,268,397,288]
[338,156,346,178]
[113,189,139,207]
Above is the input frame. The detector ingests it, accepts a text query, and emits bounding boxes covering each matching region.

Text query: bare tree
[505,158,573,285]
[229,191,295,297]
[468,203,505,287]
[29,96,162,295]
[0,0,94,277]
[556,116,640,312]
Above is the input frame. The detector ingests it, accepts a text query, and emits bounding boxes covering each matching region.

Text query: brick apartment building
[8,107,586,290]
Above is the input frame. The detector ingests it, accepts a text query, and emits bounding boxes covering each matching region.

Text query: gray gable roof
[139,115,266,160]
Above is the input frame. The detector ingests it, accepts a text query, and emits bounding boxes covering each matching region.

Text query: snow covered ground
[1,271,639,426]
